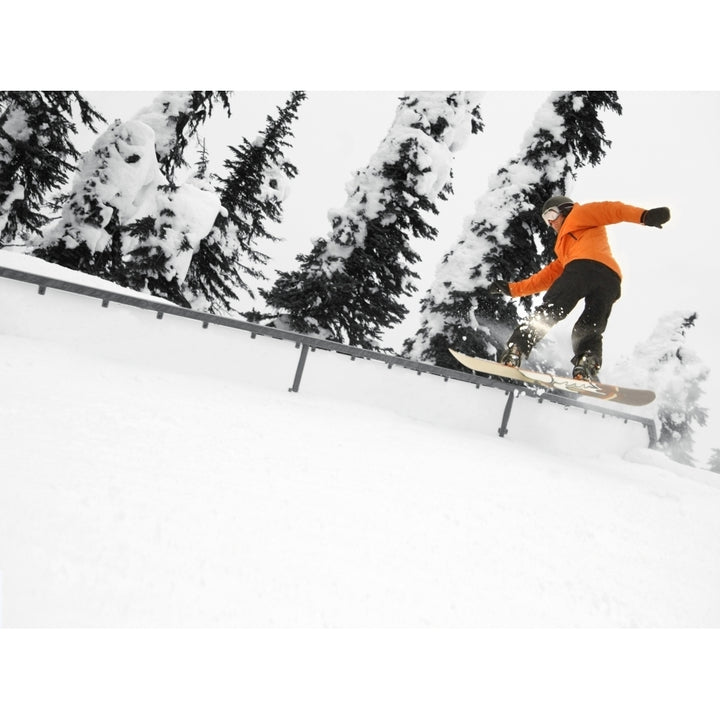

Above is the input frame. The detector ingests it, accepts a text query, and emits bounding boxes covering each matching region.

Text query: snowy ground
[1,250,719,630]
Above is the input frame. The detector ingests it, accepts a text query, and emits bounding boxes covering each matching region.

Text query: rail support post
[289,343,310,393]
[498,390,515,438]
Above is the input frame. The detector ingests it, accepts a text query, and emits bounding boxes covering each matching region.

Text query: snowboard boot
[498,344,522,368]
[572,353,600,382]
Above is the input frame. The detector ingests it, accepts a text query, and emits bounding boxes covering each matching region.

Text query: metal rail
[0,264,657,446]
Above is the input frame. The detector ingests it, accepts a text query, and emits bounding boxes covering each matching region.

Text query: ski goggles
[541,207,563,226]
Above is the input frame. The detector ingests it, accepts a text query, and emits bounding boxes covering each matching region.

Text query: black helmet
[542,195,575,215]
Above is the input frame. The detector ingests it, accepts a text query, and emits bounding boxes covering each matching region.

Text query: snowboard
[449,349,655,407]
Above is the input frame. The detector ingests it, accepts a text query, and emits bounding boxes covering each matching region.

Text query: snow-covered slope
[1,251,719,628]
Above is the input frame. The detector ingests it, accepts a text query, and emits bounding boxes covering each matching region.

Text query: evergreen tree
[34,119,163,277]
[133,91,232,184]
[194,136,210,180]
[262,92,483,349]
[708,449,720,474]
[0,91,104,245]
[405,91,622,369]
[120,187,215,306]
[619,311,709,467]
[34,118,220,301]
[653,313,709,466]
[182,91,306,314]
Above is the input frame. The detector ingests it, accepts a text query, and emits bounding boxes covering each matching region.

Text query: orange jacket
[508,201,645,297]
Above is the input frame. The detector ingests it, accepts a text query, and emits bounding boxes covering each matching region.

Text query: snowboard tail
[449,349,655,407]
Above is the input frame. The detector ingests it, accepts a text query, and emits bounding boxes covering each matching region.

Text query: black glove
[488,280,510,296]
[641,207,671,228]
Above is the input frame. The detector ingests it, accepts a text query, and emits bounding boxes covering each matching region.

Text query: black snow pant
[506,259,622,368]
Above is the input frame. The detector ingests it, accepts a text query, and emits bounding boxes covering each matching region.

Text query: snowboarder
[488,196,671,381]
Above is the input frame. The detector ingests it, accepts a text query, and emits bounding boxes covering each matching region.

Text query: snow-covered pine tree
[708,449,720,474]
[0,91,104,245]
[121,181,221,305]
[133,91,231,185]
[34,118,220,302]
[194,137,210,180]
[261,92,484,349]
[620,311,709,466]
[119,91,231,302]
[34,119,156,277]
[405,91,622,369]
[182,91,306,315]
